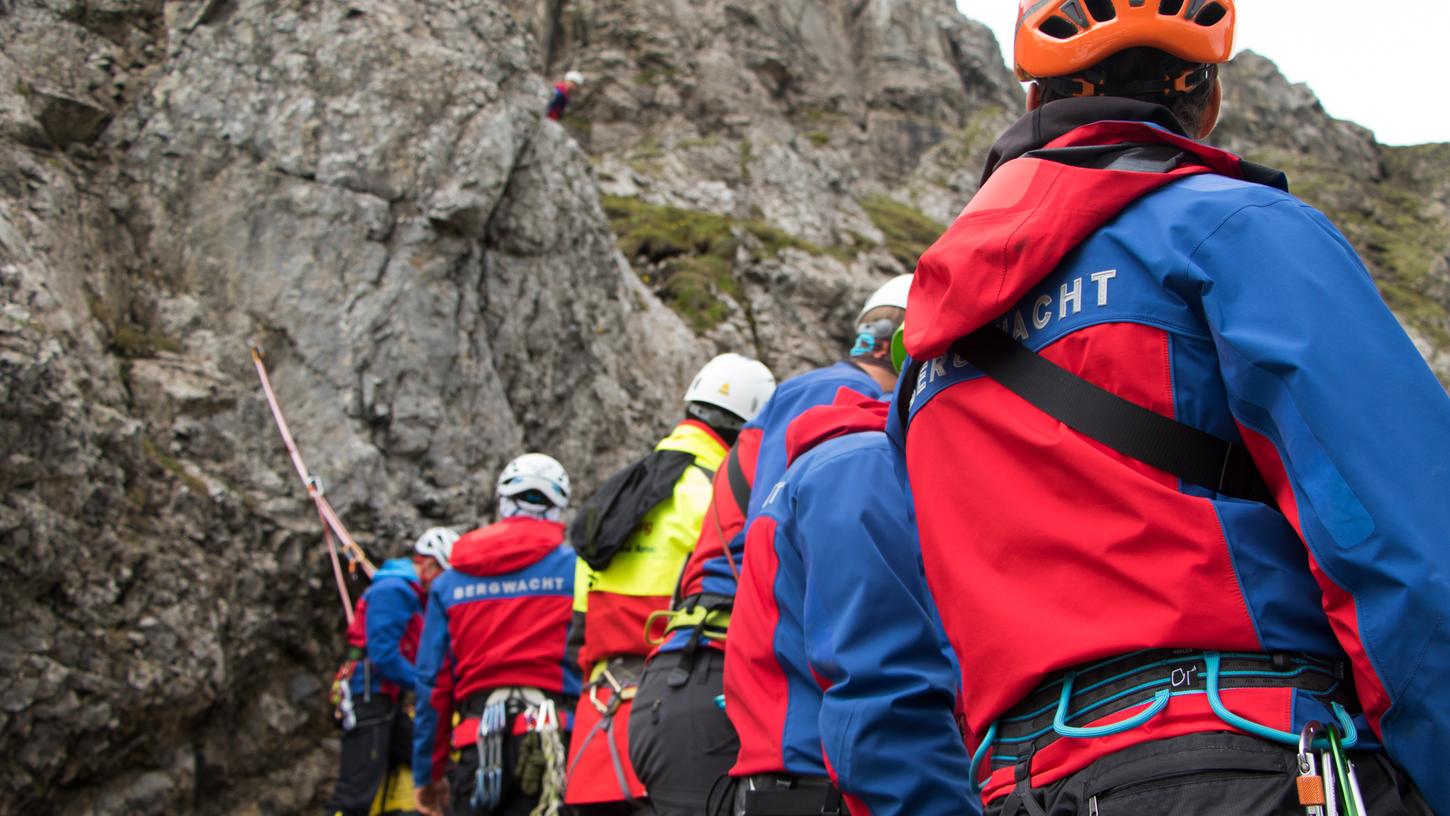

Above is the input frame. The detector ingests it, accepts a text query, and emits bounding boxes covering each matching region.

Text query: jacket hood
[905,97,1278,361]
[374,557,419,583]
[785,387,891,466]
[451,517,567,577]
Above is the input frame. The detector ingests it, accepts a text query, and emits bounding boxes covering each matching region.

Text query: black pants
[325,694,412,816]
[628,649,739,816]
[986,732,1432,816]
[448,740,541,816]
[570,803,657,815]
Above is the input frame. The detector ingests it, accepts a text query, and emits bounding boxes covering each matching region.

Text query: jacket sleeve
[800,446,976,816]
[1197,198,1450,803]
[412,586,455,788]
[364,580,419,689]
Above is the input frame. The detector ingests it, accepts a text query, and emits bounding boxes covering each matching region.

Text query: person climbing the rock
[547,70,584,121]
[723,387,977,816]
[411,455,580,816]
[841,0,1450,812]
[326,527,456,816]
[625,276,910,815]
[563,353,776,816]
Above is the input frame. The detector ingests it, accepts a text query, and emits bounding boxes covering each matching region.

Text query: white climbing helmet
[683,353,777,424]
[564,70,584,86]
[496,453,571,510]
[413,527,459,569]
[856,274,912,324]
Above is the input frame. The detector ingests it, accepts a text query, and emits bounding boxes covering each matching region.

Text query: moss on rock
[858,194,946,269]
[602,194,826,332]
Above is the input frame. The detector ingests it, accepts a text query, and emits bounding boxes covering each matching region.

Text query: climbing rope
[529,699,566,816]
[251,346,376,622]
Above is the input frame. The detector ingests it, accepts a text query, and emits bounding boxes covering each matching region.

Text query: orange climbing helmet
[1014,0,1235,81]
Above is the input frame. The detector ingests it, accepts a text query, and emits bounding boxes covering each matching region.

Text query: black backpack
[569,449,712,571]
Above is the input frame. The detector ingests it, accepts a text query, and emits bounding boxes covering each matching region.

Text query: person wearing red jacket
[628,279,908,816]
[856,1,1447,813]
[547,71,583,121]
[723,388,976,816]
[326,528,455,816]
[412,454,579,816]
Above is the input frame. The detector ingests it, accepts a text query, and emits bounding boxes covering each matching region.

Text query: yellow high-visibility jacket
[570,419,727,679]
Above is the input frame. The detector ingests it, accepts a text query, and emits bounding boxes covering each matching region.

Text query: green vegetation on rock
[141,436,208,496]
[602,195,825,332]
[858,194,946,269]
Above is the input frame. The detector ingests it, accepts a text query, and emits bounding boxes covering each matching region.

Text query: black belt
[460,688,573,719]
[740,774,847,816]
[992,649,1355,769]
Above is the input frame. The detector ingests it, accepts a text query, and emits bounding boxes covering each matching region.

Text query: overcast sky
[954,1,1450,146]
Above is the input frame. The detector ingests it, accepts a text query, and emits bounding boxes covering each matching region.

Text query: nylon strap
[954,327,1274,504]
[725,445,751,514]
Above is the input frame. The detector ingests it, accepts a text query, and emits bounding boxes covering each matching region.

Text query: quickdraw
[472,700,509,811]
[329,658,360,730]
[1296,720,1369,816]
[251,347,376,623]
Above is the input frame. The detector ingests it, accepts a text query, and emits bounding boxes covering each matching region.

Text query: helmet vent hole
[1193,2,1226,26]
[1083,0,1116,22]
[1157,0,1184,16]
[1038,15,1079,39]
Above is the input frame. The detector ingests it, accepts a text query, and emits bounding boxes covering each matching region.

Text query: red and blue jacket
[346,557,425,700]
[412,517,579,788]
[724,390,976,816]
[895,98,1450,804]
[547,83,570,121]
[664,362,884,654]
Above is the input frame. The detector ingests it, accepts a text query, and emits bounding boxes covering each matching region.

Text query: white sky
[955,1,1450,146]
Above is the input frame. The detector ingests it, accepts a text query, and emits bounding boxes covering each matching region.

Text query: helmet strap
[1042,65,1212,99]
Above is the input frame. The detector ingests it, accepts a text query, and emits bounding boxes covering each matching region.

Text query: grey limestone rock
[2,1,1449,813]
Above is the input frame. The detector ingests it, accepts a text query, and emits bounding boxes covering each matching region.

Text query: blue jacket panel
[758,432,975,814]
[350,557,423,698]
[695,361,884,601]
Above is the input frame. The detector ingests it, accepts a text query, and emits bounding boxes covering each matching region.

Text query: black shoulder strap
[724,445,751,511]
[955,327,1274,505]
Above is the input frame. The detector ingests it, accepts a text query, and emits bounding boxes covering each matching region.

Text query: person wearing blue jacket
[630,279,910,815]
[325,528,455,816]
[722,389,976,816]
[868,1,1447,813]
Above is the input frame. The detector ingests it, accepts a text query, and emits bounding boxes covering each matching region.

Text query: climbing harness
[526,699,566,816]
[565,661,642,804]
[644,591,732,687]
[971,649,1360,794]
[251,347,376,623]
[472,699,509,810]
[460,687,567,813]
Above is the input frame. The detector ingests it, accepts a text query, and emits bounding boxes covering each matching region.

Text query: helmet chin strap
[499,496,562,522]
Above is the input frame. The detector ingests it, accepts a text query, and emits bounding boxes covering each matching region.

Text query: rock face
[1214,53,1450,375]
[2,2,702,813]
[2,2,1448,815]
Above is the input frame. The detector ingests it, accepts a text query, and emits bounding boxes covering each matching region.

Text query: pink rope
[251,347,376,623]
